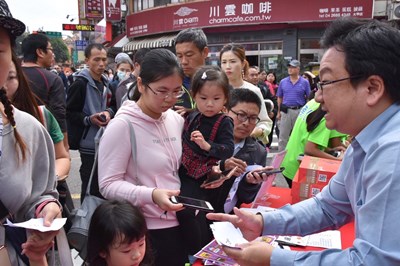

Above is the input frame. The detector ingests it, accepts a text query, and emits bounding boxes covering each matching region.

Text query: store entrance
[246,55,258,67]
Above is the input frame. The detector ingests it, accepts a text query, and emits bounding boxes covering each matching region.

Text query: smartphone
[256,167,285,176]
[99,114,107,122]
[170,196,214,212]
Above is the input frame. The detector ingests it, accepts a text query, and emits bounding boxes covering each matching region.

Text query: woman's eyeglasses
[146,84,184,99]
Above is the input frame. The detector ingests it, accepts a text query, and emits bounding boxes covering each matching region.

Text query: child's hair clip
[201,71,207,80]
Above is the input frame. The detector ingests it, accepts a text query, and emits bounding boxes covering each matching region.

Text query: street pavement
[66,132,287,265]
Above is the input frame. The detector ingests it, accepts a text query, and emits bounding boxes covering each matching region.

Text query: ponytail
[0,88,27,161]
[306,105,326,132]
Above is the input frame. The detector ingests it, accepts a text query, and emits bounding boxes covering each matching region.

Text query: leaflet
[5,218,67,232]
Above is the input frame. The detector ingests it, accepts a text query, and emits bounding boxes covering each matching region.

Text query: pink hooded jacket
[98,100,184,229]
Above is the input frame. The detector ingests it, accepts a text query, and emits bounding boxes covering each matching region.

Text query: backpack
[67,77,89,150]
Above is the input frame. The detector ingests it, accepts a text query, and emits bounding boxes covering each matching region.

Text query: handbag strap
[55,228,73,265]
[86,117,137,196]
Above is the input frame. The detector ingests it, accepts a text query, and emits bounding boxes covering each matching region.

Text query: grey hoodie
[66,69,116,154]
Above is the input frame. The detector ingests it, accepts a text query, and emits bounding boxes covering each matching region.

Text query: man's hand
[90,111,111,127]
[224,157,247,176]
[207,207,263,241]
[222,240,274,266]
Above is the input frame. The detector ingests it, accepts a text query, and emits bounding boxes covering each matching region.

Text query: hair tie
[201,71,207,80]
[13,125,17,129]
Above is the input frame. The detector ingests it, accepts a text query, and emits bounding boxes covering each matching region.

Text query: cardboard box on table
[292,156,341,203]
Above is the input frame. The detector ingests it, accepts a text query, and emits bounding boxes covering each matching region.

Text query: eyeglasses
[145,84,185,99]
[316,75,362,91]
[230,109,260,124]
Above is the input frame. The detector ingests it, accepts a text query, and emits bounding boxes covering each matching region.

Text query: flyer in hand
[195,222,277,265]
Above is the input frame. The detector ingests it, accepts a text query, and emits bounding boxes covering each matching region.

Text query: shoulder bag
[67,117,137,260]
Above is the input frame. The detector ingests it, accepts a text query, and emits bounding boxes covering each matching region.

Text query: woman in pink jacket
[98,49,187,265]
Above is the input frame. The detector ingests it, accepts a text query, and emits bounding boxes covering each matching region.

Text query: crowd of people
[2,0,400,265]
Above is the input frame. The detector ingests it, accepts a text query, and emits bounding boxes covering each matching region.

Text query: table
[194,186,355,265]
[264,187,355,250]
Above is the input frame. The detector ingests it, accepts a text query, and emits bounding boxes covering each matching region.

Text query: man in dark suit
[211,88,268,213]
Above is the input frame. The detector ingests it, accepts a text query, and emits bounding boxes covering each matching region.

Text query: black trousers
[79,153,103,203]
[148,226,188,266]
[176,168,214,256]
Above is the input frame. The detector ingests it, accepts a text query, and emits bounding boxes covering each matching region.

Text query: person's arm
[208,117,235,159]
[98,118,182,212]
[236,140,267,205]
[45,108,71,177]
[304,140,342,161]
[98,119,151,204]
[19,118,62,262]
[305,122,347,160]
[276,97,282,121]
[251,87,273,144]
[54,141,71,178]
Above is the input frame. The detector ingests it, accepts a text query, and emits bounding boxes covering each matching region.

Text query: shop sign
[86,0,104,19]
[126,0,373,38]
[105,0,121,21]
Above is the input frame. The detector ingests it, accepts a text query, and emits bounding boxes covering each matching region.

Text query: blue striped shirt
[276,76,310,107]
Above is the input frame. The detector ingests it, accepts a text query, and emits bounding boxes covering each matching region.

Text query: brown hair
[10,52,42,123]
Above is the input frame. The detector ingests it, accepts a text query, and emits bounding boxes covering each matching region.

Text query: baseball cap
[0,0,26,37]
[288,59,300,67]
[115,52,134,67]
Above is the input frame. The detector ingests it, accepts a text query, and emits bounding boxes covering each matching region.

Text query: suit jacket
[210,137,267,213]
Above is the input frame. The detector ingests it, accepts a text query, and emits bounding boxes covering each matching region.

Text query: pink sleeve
[98,118,154,206]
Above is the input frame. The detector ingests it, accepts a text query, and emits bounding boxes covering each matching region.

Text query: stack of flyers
[194,236,277,265]
[210,222,247,248]
[194,240,237,266]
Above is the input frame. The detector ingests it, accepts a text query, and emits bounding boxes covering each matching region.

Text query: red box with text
[297,156,341,185]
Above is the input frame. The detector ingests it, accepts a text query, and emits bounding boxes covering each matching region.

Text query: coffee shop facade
[122,0,375,76]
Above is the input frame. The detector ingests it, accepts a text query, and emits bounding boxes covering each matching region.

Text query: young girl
[177,65,234,256]
[87,200,153,266]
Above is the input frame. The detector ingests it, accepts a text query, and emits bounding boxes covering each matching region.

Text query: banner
[105,0,121,21]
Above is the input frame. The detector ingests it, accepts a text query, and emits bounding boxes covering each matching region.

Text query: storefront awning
[104,33,129,48]
[122,34,176,52]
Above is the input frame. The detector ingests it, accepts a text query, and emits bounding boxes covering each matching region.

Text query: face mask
[117,70,126,80]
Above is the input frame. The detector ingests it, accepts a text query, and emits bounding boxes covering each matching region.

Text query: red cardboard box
[297,156,341,185]
[292,173,327,203]
[292,156,341,203]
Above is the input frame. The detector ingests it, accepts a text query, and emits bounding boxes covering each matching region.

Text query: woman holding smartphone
[98,49,187,266]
